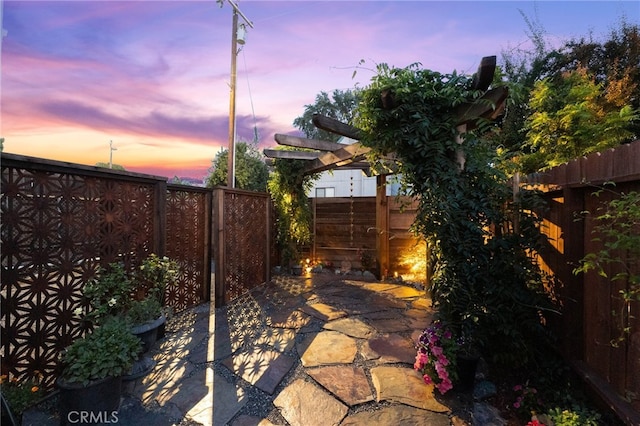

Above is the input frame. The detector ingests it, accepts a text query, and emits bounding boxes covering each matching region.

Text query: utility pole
[222,0,253,188]
[109,140,117,169]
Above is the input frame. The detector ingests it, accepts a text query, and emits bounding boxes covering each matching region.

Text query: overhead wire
[241,49,259,144]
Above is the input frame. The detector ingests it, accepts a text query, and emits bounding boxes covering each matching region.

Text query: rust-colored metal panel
[1,155,161,387]
[165,186,210,311]
[212,188,270,305]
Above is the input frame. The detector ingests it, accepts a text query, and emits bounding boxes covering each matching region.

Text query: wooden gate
[212,188,271,306]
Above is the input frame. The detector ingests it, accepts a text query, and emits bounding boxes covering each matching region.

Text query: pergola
[263,56,508,278]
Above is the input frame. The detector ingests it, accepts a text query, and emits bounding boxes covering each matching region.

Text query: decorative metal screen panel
[1,159,157,386]
[222,191,269,303]
[165,187,209,311]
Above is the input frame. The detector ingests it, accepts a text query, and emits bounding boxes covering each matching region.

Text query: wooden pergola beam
[454,86,508,128]
[263,149,322,160]
[312,114,363,140]
[274,134,346,151]
[302,142,371,175]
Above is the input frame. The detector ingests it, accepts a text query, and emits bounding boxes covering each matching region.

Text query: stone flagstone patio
[118,274,481,425]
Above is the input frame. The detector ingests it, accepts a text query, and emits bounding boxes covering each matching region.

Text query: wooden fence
[522,140,640,423]
[311,196,426,281]
[0,153,270,387]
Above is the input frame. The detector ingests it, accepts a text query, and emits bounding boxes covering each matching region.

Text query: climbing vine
[355,63,555,366]
[267,148,319,268]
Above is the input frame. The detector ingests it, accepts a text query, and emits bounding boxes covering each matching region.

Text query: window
[315,187,335,197]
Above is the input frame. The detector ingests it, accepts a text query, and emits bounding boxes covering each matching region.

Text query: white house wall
[308,169,401,197]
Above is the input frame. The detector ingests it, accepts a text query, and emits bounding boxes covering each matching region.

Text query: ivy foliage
[267,147,319,267]
[355,63,555,366]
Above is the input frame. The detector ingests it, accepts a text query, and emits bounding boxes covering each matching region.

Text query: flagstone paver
[298,330,358,367]
[361,333,416,363]
[110,276,481,426]
[132,357,195,405]
[255,327,297,352]
[360,283,425,300]
[266,309,311,329]
[323,317,376,339]
[412,297,432,310]
[222,347,296,394]
[306,365,374,406]
[341,405,450,426]
[361,309,405,320]
[371,366,450,412]
[231,415,277,426]
[300,302,348,321]
[183,370,248,426]
[273,379,348,426]
[405,308,433,320]
[367,317,413,333]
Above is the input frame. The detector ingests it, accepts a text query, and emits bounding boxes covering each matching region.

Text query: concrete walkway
[117,273,477,426]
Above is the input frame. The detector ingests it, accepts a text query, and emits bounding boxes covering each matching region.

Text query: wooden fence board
[312,196,425,281]
[523,140,640,423]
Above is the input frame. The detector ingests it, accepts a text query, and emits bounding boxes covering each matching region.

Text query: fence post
[155,180,167,256]
[376,175,389,279]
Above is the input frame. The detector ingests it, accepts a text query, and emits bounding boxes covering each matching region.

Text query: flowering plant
[0,371,44,420]
[80,254,179,326]
[512,382,543,418]
[414,320,458,394]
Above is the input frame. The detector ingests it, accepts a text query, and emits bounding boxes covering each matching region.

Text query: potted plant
[56,318,141,425]
[0,371,45,425]
[414,320,458,394]
[414,319,481,394]
[83,254,179,350]
[77,254,179,381]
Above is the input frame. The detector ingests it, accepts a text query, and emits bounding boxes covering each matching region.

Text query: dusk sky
[1,1,637,180]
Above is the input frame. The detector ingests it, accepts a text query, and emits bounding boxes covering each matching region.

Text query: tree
[206,141,268,191]
[292,89,361,141]
[523,67,636,171]
[95,162,125,171]
[495,17,639,173]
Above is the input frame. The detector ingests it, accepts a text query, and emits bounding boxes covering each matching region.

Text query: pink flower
[513,384,522,391]
[414,321,457,395]
[436,378,453,393]
[437,354,449,366]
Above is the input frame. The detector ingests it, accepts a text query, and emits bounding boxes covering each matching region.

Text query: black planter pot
[455,356,479,391]
[130,314,166,354]
[57,375,122,426]
[1,392,18,426]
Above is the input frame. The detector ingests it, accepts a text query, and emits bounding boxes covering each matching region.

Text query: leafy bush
[60,318,141,386]
[80,254,178,326]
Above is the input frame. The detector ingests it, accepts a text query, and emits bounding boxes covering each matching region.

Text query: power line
[242,49,259,144]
